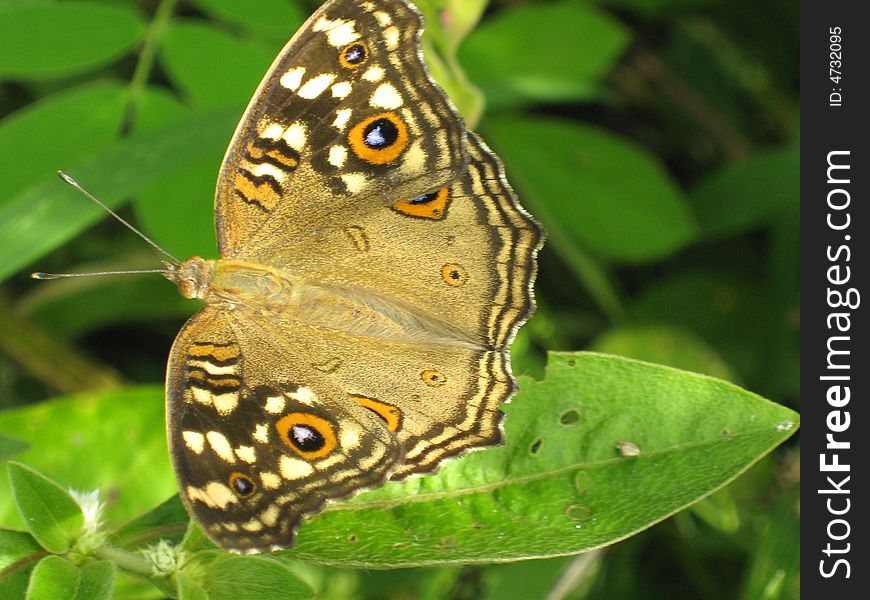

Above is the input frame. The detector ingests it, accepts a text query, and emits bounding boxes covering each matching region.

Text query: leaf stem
[123,0,179,133]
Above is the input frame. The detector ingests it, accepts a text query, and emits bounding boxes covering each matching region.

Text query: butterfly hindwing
[166,307,402,553]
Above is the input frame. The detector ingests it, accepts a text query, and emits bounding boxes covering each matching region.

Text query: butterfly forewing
[215,0,467,261]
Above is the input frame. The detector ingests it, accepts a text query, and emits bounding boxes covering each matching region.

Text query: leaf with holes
[280,352,798,567]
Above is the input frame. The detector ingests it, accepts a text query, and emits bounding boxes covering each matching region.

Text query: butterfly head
[166,256,213,300]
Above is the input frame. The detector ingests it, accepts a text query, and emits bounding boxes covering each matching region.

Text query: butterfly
[164,0,543,553]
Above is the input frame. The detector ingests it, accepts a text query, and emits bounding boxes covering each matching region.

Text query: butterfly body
[165,0,543,553]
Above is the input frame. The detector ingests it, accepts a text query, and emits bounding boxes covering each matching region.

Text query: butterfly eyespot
[421,369,447,387]
[440,263,468,287]
[275,412,337,459]
[229,472,256,496]
[392,187,450,220]
[339,42,368,68]
[347,112,409,164]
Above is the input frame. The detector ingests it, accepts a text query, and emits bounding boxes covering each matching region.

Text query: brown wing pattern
[215,0,467,260]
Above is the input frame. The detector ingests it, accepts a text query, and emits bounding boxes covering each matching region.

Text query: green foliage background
[0,0,798,598]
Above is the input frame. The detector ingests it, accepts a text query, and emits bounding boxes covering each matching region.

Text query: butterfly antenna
[55,170,180,264]
[31,268,173,280]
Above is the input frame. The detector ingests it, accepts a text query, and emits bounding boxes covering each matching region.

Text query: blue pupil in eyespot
[291,424,324,451]
[410,192,438,204]
[363,119,398,149]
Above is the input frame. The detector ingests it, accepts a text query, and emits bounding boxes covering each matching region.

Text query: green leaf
[0,433,29,460]
[76,560,116,600]
[191,0,304,44]
[590,325,737,381]
[0,105,238,282]
[484,115,696,263]
[197,553,315,600]
[283,352,798,568]
[0,82,127,213]
[25,555,80,600]
[0,387,173,532]
[691,143,799,240]
[0,530,43,599]
[7,463,84,554]
[177,572,209,600]
[110,496,188,550]
[460,0,629,108]
[0,2,146,80]
[160,20,276,109]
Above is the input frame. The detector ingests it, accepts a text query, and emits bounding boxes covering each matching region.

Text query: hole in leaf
[559,409,581,426]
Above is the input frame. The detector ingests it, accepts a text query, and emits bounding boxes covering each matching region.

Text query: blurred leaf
[0,82,126,215]
[191,0,304,44]
[135,152,222,260]
[160,20,275,109]
[482,555,581,600]
[739,488,800,600]
[0,433,29,460]
[0,530,42,599]
[0,105,238,283]
[590,325,737,381]
[110,495,188,550]
[282,352,797,567]
[194,553,315,600]
[628,272,771,386]
[484,115,696,263]
[692,143,799,240]
[0,387,173,531]
[77,561,116,600]
[460,0,629,108]
[25,555,81,600]
[0,2,145,80]
[7,462,84,554]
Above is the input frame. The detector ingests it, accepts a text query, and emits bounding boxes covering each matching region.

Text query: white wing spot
[298,73,336,99]
[264,395,286,414]
[188,359,237,375]
[260,122,285,140]
[333,108,353,129]
[182,431,204,454]
[329,145,348,168]
[283,121,307,151]
[370,82,403,109]
[253,423,269,443]
[280,66,305,90]
[383,26,399,50]
[250,163,288,183]
[260,504,280,527]
[288,386,318,405]
[374,11,392,26]
[260,471,282,489]
[212,392,239,416]
[207,431,236,463]
[242,519,263,532]
[362,66,385,82]
[331,81,353,98]
[235,445,256,463]
[341,173,368,194]
[280,455,314,479]
[340,425,361,450]
[187,482,237,509]
[192,387,212,407]
[327,21,360,47]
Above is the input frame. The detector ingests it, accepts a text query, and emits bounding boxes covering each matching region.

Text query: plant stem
[122,0,180,134]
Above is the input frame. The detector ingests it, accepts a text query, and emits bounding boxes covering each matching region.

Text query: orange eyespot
[275,413,337,459]
[351,395,402,432]
[339,42,368,68]
[441,263,468,287]
[229,472,256,496]
[392,187,450,220]
[347,112,409,164]
[421,370,447,387]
